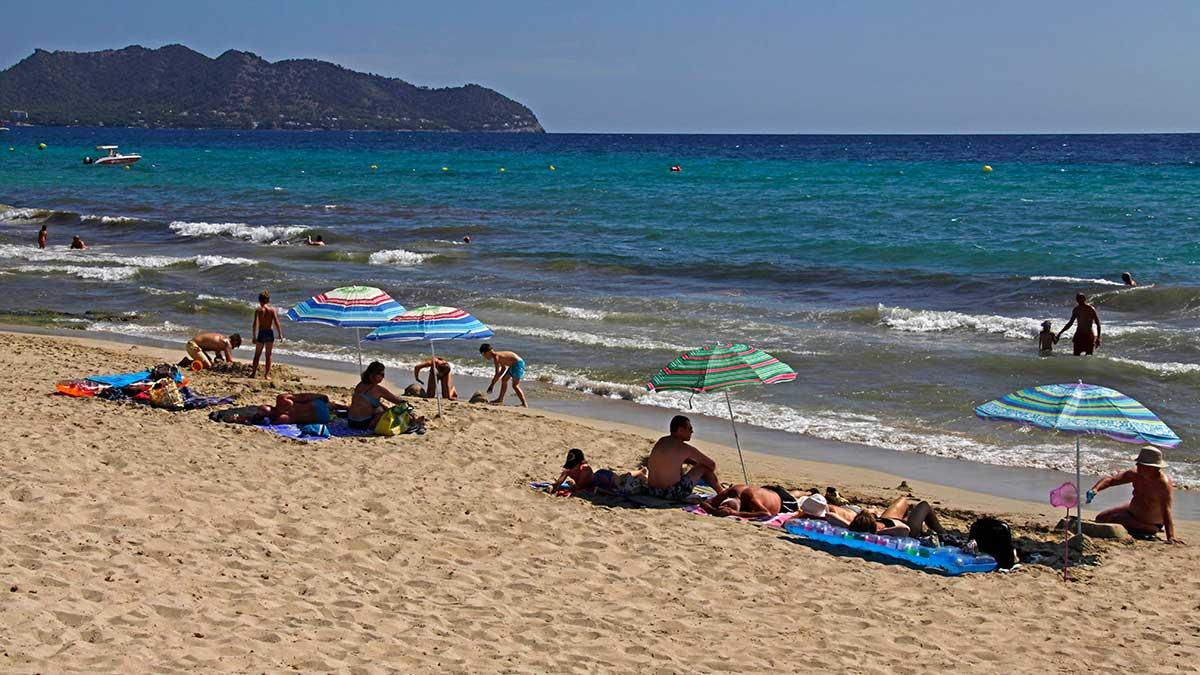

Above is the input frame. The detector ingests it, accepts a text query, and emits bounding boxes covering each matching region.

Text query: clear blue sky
[3,1,1198,133]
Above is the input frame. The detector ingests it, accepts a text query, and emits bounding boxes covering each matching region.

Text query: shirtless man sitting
[1056,293,1102,356]
[701,484,798,519]
[1090,446,1181,544]
[646,415,721,501]
[186,332,241,367]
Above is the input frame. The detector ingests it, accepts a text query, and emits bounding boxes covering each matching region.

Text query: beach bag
[374,403,413,437]
[148,378,185,410]
[970,517,1017,569]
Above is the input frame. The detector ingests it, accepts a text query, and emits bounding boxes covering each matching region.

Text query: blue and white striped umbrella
[364,305,493,415]
[286,285,406,370]
[975,381,1180,537]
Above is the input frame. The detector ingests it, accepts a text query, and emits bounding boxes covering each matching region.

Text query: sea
[2,128,1198,485]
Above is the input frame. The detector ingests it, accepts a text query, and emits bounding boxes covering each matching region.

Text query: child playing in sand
[548,449,594,493]
[1038,320,1058,354]
[480,343,528,407]
[251,291,283,379]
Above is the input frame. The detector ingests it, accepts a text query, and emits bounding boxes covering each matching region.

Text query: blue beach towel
[257,417,376,442]
[87,369,185,387]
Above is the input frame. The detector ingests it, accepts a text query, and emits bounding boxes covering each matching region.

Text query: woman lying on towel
[257,393,347,425]
[847,495,946,538]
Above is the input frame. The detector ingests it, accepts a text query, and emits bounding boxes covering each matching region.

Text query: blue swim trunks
[647,476,696,501]
[507,358,526,381]
[312,398,331,424]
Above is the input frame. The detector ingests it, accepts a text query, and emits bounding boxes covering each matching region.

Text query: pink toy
[1050,481,1078,580]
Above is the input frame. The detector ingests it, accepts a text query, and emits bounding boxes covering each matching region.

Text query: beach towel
[86,369,184,388]
[257,417,378,442]
[682,504,794,528]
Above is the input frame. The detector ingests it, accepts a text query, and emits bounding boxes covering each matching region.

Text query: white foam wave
[0,244,255,270]
[1104,356,1200,376]
[1030,275,1124,287]
[368,248,430,266]
[81,214,143,225]
[196,293,258,308]
[85,319,194,339]
[17,264,140,281]
[503,299,608,320]
[491,324,688,352]
[877,304,1145,340]
[168,220,306,244]
[0,207,54,221]
[142,287,188,297]
[434,239,467,246]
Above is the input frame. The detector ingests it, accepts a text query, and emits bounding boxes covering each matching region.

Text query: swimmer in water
[1121,271,1137,287]
[463,235,471,244]
[1038,320,1059,354]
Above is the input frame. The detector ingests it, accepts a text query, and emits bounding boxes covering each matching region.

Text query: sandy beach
[1,330,1197,673]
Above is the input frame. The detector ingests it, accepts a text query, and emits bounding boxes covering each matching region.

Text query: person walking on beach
[646,415,722,500]
[37,225,46,249]
[1056,293,1102,356]
[251,291,283,379]
[1088,446,1181,544]
[186,332,241,368]
[480,343,528,407]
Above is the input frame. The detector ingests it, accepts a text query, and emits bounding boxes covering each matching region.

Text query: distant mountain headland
[0,44,544,132]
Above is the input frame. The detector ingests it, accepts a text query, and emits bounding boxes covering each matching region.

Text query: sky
[2,1,1199,134]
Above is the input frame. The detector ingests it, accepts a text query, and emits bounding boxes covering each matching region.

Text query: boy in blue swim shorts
[480,343,528,407]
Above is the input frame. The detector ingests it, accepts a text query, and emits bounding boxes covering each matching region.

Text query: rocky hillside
[0,44,543,132]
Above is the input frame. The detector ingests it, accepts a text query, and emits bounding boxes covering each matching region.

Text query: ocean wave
[16,264,140,281]
[0,207,59,221]
[873,304,1149,340]
[81,214,146,225]
[0,244,255,270]
[1103,356,1200,377]
[368,248,431,266]
[490,324,688,352]
[1029,275,1124,286]
[85,319,194,339]
[498,299,608,321]
[1092,284,1200,314]
[168,220,307,244]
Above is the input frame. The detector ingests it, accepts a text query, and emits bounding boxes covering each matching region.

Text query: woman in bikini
[847,495,946,538]
[347,361,404,430]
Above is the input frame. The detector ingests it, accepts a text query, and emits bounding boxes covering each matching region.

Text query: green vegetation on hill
[0,44,544,132]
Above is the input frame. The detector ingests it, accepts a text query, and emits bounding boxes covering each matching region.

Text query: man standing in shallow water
[1057,293,1102,355]
[1089,446,1181,544]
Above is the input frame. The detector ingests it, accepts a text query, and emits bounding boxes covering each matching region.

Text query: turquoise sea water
[2,128,1199,483]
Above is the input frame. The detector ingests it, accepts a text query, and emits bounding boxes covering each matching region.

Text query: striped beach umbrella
[975,381,1180,538]
[364,305,494,416]
[287,285,406,370]
[648,343,797,483]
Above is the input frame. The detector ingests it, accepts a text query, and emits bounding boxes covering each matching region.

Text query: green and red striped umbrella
[648,343,796,393]
[647,343,796,484]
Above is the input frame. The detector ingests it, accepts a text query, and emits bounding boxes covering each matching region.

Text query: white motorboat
[84,145,141,165]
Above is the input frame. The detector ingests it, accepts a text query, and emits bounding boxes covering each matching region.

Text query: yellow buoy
[499,167,506,173]
[441,166,449,172]
[982,165,993,173]
[370,164,378,170]
[37,143,46,150]
[549,164,556,171]
[124,165,131,171]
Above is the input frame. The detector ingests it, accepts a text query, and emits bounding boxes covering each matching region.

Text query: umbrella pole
[430,340,443,417]
[355,328,363,373]
[723,391,749,485]
[1075,435,1083,541]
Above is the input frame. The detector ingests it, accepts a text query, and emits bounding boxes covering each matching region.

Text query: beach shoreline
[9,324,1196,519]
[2,329,1198,672]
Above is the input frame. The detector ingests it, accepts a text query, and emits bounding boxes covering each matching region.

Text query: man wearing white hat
[1088,446,1180,544]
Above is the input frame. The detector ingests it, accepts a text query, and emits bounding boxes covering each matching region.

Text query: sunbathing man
[186,332,241,367]
[1090,446,1180,544]
[257,393,346,425]
[548,448,594,493]
[701,484,798,518]
[646,415,721,501]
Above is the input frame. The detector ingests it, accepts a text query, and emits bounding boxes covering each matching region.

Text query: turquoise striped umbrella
[975,381,1180,537]
[364,306,493,416]
[286,285,406,371]
[648,343,797,483]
